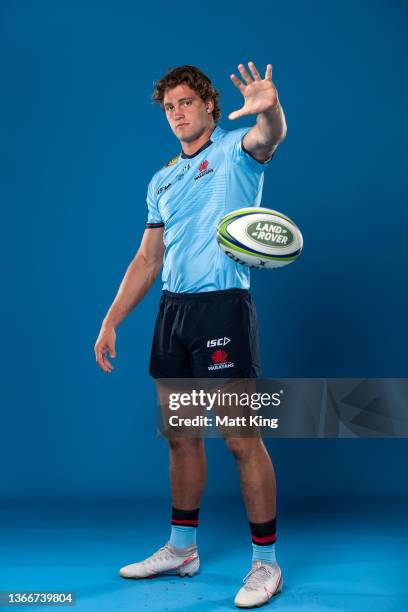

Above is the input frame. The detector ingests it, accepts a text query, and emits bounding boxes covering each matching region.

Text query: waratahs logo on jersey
[195,159,214,181]
[246,221,294,248]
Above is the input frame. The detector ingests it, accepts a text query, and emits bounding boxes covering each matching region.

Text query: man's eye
[182,100,192,106]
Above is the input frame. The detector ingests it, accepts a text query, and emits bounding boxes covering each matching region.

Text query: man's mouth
[176,123,189,128]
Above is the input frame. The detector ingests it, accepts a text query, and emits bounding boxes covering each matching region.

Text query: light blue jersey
[146,126,273,293]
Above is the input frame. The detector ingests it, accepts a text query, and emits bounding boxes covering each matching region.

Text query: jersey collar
[180,126,222,159]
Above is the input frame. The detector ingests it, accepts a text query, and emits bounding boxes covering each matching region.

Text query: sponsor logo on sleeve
[164,154,180,167]
[157,182,171,196]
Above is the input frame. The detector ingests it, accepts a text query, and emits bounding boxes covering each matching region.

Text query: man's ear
[205,98,214,114]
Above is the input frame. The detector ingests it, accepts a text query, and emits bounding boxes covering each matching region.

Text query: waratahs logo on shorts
[246,221,294,248]
[212,349,228,364]
[195,159,214,181]
[208,349,235,371]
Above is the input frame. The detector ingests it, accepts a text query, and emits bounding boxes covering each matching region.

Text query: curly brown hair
[152,65,221,123]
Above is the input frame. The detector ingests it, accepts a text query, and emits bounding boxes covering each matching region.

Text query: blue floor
[1,499,407,611]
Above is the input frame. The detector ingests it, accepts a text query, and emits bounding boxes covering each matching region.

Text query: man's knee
[225,437,261,461]
[168,437,204,453]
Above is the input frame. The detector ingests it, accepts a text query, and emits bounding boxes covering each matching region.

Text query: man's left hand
[229,62,278,121]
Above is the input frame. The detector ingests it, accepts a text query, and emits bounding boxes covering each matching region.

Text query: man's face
[163,84,214,143]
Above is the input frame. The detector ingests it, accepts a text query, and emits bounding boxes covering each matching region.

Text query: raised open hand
[228,62,278,121]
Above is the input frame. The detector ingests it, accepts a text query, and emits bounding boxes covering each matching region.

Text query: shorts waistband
[162,288,250,301]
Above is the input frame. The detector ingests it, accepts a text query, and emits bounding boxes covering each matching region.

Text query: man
[94,62,287,608]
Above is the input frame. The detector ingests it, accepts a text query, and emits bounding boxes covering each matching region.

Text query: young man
[94,62,287,608]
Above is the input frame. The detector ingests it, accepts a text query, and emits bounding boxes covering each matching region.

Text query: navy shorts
[149,288,261,379]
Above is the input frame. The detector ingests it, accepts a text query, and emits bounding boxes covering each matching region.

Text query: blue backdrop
[1,0,407,501]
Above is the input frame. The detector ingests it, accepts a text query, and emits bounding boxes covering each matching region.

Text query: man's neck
[181,124,216,156]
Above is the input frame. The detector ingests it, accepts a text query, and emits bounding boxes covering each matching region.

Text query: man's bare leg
[226,437,276,522]
[157,380,207,508]
[119,387,206,579]
[168,437,207,508]
[226,437,282,607]
[157,379,207,554]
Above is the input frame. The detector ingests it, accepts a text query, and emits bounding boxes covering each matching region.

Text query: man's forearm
[243,101,287,162]
[255,102,287,147]
[102,252,161,329]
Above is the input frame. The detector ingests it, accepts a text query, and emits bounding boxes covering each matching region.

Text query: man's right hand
[93,227,164,374]
[94,325,116,373]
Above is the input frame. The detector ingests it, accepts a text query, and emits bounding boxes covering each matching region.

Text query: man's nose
[174,105,185,119]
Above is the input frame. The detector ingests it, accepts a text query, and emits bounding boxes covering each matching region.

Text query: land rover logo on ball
[246,221,294,248]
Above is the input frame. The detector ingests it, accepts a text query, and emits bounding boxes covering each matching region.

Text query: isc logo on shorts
[206,337,231,348]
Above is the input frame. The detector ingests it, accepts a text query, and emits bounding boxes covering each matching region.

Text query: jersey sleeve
[223,127,275,173]
[145,179,164,228]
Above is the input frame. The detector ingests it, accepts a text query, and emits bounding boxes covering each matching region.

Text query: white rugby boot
[234,560,283,608]
[119,543,199,579]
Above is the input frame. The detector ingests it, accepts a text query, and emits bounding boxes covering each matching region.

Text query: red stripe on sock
[171,519,199,526]
[252,534,277,544]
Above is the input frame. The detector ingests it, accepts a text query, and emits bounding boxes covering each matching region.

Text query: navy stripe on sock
[249,517,276,545]
[171,506,200,527]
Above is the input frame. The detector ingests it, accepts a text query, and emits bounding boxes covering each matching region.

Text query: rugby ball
[216,207,303,269]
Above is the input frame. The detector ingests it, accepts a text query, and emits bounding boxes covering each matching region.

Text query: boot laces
[144,544,173,566]
[243,562,273,591]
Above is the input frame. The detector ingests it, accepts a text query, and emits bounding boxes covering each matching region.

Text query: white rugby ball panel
[226,214,302,256]
[218,243,295,269]
[216,207,303,270]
